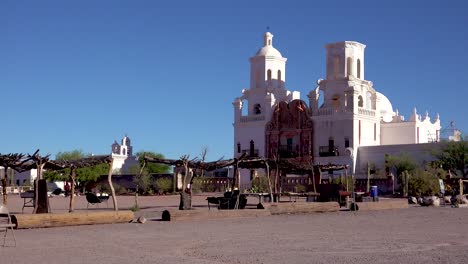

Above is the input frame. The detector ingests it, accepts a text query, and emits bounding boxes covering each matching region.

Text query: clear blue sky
[2,0,467,161]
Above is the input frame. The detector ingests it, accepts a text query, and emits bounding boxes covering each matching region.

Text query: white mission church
[233,32,441,185]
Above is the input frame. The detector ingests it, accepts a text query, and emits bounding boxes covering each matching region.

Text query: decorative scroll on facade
[265,99,314,161]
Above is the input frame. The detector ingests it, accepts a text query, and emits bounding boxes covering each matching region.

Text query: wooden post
[366,161,370,193]
[274,165,279,197]
[237,164,241,191]
[459,179,463,196]
[179,158,192,210]
[345,169,349,192]
[231,162,238,189]
[313,166,321,193]
[33,162,47,214]
[1,167,7,205]
[266,162,273,202]
[36,179,49,214]
[107,159,118,211]
[69,167,77,212]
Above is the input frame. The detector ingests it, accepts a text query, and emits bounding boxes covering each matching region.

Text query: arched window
[357,59,361,79]
[241,99,248,116]
[237,143,241,153]
[250,140,255,157]
[347,57,352,77]
[267,69,272,81]
[358,95,363,107]
[328,138,335,153]
[277,70,282,88]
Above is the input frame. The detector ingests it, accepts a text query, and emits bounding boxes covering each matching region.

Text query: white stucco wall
[381,122,416,145]
[355,143,442,178]
[313,117,354,156]
[14,169,37,186]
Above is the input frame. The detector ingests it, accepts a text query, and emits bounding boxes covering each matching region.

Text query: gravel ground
[1,194,467,263]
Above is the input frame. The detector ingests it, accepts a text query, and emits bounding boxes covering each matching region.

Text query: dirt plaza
[1,194,467,264]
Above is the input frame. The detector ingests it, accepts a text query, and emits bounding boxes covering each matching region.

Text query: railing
[239,115,265,123]
[193,177,232,193]
[318,146,339,157]
[313,107,350,116]
[314,108,333,116]
[278,145,298,158]
[358,108,375,116]
[280,176,310,192]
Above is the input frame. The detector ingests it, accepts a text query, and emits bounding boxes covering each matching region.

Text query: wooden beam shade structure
[144,153,247,210]
[2,150,114,213]
[48,155,114,212]
[0,153,33,205]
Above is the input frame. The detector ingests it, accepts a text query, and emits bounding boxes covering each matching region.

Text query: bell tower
[249,32,287,91]
[233,32,300,187]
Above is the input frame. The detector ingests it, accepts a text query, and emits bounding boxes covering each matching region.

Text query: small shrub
[202,182,215,192]
[408,169,440,196]
[250,176,270,193]
[191,181,202,194]
[295,184,307,193]
[130,204,140,212]
[113,183,127,195]
[154,177,173,194]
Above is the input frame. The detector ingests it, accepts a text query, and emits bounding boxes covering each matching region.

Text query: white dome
[254,32,283,57]
[255,46,282,57]
[376,92,395,122]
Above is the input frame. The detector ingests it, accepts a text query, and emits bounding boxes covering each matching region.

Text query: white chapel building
[233,32,441,186]
[111,135,138,173]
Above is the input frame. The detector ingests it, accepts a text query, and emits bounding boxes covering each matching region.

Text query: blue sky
[1,0,467,161]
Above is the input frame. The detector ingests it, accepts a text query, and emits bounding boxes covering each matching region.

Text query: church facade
[111,135,138,173]
[233,32,441,186]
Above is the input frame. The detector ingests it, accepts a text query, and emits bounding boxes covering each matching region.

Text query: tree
[385,153,417,194]
[126,151,170,210]
[386,153,417,178]
[144,151,242,210]
[135,151,170,174]
[127,151,170,194]
[45,150,109,189]
[433,140,467,178]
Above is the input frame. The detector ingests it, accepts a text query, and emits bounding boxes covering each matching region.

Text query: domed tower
[249,32,287,91]
[233,32,300,186]
[311,41,380,173]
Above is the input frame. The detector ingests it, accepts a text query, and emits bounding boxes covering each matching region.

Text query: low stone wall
[162,209,271,221]
[357,199,409,211]
[162,202,342,221]
[266,202,340,215]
